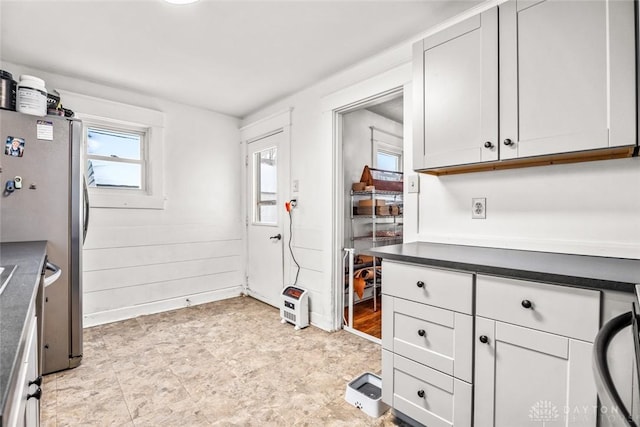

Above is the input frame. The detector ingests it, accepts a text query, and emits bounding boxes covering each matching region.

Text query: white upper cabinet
[413,0,636,172]
[413,8,498,169]
[500,0,636,160]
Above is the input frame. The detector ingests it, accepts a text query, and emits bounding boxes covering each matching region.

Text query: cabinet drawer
[383,261,473,314]
[383,295,473,383]
[476,275,600,342]
[390,353,472,427]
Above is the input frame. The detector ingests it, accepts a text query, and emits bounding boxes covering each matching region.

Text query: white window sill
[88,189,166,209]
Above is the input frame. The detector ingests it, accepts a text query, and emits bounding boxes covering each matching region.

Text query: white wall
[417,158,640,257]
[242,63,417,331]
[241,1,640,331]
[2,61,244,326]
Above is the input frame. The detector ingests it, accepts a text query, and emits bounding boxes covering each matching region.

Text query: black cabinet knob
[27,388,42,400]
[417,389,425,398]
[416,281,424,288]
[484,141,494,149]
[503,138,514,146]
[29,376,43,387]
[479,335,489,344]
[521,299,533,309]
[418,329,426,337]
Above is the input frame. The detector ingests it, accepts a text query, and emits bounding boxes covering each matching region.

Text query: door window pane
[254,147,277,224]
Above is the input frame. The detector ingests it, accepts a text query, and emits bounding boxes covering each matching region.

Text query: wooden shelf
[352,215,403,219]
[419,146,638,176]
[352,235,403,243]
[352,190,403,196]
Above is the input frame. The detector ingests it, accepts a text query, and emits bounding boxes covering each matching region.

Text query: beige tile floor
[41,296,407,426]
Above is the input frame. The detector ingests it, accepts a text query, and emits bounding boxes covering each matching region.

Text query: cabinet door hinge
[245,155,248,167]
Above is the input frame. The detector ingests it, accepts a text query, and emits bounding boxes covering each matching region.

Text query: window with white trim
[86,124,146,190]
[57,90,166,209]
[374,141,403,172]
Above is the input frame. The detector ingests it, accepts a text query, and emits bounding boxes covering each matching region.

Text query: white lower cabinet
[6,310,40,427]
[382,262,474,426]
[474,317,597,426]
[383,350,472,427]
[474,275,600,427]
[382,295,473,383]
[382,263,605,427]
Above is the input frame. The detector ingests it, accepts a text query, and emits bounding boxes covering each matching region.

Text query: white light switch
[407,175,419,193]
[292,179,299,193]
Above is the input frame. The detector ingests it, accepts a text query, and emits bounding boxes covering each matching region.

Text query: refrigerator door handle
[44,262,62,288]
[83,176,90,244]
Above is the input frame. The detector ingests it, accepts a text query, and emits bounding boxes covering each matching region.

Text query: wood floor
[345,295,382,339]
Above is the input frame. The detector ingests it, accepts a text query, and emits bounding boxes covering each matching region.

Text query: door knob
[521,299,533,309]
[417,389,425,398]
[503,138,514,146]
[418,329,426,337]
[416,281,425,288]
[484,141,494,149]
[269,234,282,240]
[479,335,489,344]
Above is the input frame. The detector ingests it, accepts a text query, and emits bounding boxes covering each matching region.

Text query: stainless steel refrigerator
[0,110,85,374]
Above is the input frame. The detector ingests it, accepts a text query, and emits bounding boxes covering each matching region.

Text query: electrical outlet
[472,198,486,219]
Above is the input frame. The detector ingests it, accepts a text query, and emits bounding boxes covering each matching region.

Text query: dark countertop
[365,242,640,292]
[0,241,46,424]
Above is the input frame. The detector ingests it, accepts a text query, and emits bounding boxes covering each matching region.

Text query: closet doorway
[340,92,404,343]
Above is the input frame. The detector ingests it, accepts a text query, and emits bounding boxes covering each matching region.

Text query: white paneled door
[247,131,285,307]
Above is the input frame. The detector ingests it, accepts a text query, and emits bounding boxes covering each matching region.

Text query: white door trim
[241,109,293,295]
[240,108,292,141]
[323,63,410,332]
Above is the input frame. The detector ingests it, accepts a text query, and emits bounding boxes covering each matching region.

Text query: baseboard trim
[310,312,334,332]
[83,286,243,327]
[343,326,382,345]
[247,290,335,332]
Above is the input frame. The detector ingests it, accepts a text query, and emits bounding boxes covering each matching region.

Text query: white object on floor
[345,372,389,418]
[280,286,309,330]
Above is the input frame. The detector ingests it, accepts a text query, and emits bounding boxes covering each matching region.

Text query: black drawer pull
[27,388,41,400]
[29,376,42,387]
[418,329,426,337]
[521,299,533,309]
[417,389,425,398]
[479,335,489,344]
[416,281,425,288]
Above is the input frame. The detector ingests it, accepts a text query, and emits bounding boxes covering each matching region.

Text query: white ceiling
[367,96,404,124]
[0,0,477,118]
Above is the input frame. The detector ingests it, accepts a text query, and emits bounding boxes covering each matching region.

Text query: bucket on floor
[344,372,389,418]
